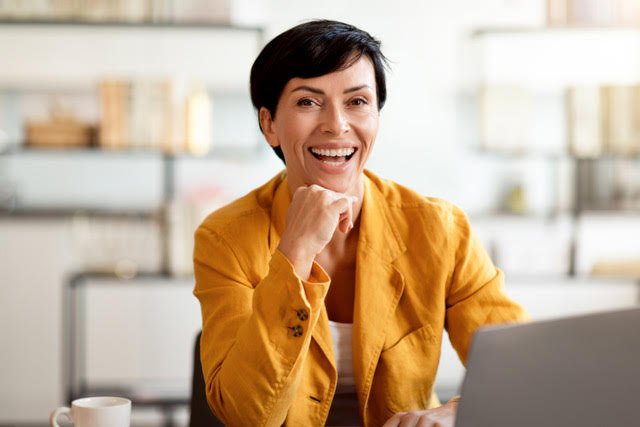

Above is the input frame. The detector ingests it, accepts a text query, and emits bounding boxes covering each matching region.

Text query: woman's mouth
[309,147,357,166]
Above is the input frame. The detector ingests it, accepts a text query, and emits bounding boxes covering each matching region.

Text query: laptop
[455,307,640,427]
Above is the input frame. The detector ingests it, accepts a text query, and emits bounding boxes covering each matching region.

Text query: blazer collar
[357,170,407,263]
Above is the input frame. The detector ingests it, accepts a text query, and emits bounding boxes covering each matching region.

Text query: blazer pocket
[384,324,436,352]
[378,324,440,412]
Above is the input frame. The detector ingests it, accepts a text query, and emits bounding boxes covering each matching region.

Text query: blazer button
[296,309,309,321]
[290,325,303,337]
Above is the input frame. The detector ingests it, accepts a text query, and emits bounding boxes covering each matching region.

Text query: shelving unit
[0,18,271,267]
[0,19,270,423]
[0,19,264,151]
[464,25,640,279]
[467,25,640,212]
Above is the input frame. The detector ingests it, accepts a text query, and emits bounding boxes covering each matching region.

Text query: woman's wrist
[277,242,314,280]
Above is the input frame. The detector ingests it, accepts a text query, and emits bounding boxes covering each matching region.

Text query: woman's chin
[313,174,360,195]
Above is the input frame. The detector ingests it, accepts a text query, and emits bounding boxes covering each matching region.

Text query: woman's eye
[351,98,368,106]
[297,98,316,107]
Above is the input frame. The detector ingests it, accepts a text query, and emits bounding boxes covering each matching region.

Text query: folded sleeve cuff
[251,250,330,362]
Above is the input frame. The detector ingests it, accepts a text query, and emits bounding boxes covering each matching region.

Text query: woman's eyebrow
[290,84,372,95]
[291,85,324,94]
[343,84,372,94]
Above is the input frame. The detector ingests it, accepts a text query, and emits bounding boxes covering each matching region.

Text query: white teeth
[310,147,355,157]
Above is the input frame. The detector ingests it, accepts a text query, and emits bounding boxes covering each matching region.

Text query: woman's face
[260,55,380,197]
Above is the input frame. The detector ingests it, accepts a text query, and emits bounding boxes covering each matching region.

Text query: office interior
[1,0,639,425]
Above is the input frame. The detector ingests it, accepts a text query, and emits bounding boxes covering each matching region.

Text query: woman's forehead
[283,56,376,94]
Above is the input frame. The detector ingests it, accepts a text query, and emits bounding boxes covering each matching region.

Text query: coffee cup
[49,396,131,427]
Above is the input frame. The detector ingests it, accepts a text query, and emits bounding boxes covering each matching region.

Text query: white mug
[49,396,131,427]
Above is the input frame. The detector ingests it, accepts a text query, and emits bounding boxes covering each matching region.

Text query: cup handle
[49,406,72,426]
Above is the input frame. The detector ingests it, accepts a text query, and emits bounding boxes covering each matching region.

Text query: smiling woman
[260,55,378,199]
[193,19,528,427]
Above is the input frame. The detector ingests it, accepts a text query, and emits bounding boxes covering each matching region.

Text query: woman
[193,20,527,427]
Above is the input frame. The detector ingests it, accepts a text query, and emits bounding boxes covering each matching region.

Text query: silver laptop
[455,307,640,427]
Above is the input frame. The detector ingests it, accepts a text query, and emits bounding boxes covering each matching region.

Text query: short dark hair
[250,19,389,162]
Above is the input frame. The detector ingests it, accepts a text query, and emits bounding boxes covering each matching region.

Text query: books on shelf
[0,0,266,25]
[566,86,603,157]
[185,86,212,156]
[602,85,640,155]
[99,79,177,153]
[99,79,217,155]
[547,0,640,27]
[568,84,640,157]
[483,84,640,158]
[128,80,173,151]
[99,80,129,150]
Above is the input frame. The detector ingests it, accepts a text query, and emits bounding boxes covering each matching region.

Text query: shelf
[473,147,569,160]
[0,18,263,32]
[0,207,161,220]
[473,147,640,161]
[471,26,640,36]
[574,154,640,161]
[0,22,262,90]
[0,144,266,160]
[469,211,575,223]
[23,144,637,162]
[0,145,164,157]
[68,271,194,286]
[504,274,640,285]
[577,209,640,216]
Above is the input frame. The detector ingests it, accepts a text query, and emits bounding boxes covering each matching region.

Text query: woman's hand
[382,400,458,427]
[278,184,357,280]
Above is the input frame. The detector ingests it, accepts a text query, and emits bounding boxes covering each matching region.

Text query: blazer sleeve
[193,225,330,427]
[444,205,529,364]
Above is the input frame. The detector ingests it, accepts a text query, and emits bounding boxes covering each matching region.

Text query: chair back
[189,331,224,426]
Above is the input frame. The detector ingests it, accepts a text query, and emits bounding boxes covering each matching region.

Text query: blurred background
[1,0,639,425]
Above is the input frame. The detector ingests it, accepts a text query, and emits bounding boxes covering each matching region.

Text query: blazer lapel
[353,172,407,418]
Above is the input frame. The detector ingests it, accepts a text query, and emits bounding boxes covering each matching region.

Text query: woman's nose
[320,103,350,135]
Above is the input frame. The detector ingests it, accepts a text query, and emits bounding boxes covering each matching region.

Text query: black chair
[189,331,224,427]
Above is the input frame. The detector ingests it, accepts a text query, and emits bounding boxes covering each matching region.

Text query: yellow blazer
[193,170,527,426]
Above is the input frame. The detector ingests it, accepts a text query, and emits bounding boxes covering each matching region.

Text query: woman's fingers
[279,185,359,273]
[383,404,457,427]
[332,195,355,234]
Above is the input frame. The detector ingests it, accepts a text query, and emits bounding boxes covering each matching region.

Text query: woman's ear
[259,107,279,148]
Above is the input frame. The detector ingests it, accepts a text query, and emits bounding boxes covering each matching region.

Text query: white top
[328,320,356,394]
